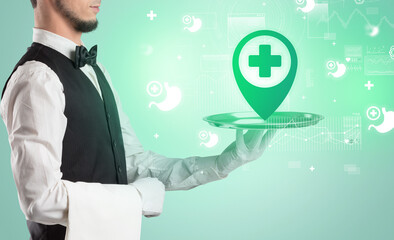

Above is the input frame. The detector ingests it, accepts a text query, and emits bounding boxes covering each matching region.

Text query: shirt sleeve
[97,63,229,191]
[0,61,142,239]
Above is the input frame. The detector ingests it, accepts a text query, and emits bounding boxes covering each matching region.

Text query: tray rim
[202,111,325,130]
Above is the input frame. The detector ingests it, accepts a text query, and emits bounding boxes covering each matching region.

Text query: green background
[1,0,393,239]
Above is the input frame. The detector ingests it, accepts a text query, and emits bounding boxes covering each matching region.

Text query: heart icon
[346,58,351,62]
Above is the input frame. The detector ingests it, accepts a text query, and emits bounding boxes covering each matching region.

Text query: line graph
[327,9,394,28]
[364,55,394,75]
[267,115,362,152]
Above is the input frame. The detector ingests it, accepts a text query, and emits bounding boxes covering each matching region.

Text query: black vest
[1,42,128,240]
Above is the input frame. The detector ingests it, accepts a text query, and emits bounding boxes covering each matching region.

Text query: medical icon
[183,15,192,25]
[327,60,346,78]
[364,81,374,91]
[183,15,202,33]
[148,82,182,112]
[249,45,282,78]
[368,107,394,134]
[326,60,336,70]
[199,130,219,148]
[146,81,163,97]
[354,0,365,4]
[233,30,298,120]
[366,106,381,121]
[389,46,394,60]
[147,10,157,21]
[199,130,209,141]
[153,133,159,139]
[297,0,316,13]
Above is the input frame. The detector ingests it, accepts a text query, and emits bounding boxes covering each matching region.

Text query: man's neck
[35,25,83,46]
[34,10,83,46]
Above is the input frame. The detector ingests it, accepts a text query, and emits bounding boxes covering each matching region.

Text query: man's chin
[74,20,98,33]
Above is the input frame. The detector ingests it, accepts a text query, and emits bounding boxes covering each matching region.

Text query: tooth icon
[149,82,182,111]
[369,108,394,134]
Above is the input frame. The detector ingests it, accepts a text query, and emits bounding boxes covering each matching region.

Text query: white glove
[129,177,165,218]
[216,129,277,176]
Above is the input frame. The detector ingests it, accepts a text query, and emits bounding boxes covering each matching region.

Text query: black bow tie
[74,45,98,68]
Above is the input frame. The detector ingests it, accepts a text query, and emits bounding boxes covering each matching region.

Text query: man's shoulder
[10,43,68,79]
[7,42,60,82]
[16,60,54,73]
[4,60,62,99]
[0,60,63,119]
[10,60,57,82]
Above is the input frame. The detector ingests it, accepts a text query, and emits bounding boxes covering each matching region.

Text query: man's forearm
[126,151,228,191]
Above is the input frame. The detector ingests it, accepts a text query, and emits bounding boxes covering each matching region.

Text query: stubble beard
[55,0,98,33]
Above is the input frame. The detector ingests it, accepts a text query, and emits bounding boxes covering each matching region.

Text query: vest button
[113,140,117,147]
[107,113,111,119]
[118,166,122,173]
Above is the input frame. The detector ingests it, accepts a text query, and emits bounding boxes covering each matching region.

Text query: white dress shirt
[0,28,226,237]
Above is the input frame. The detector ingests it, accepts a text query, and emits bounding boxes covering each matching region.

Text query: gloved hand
[129,177,165,218]
[216,129,277,177]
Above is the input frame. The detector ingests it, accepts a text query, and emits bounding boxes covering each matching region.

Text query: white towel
[63,180,142,240]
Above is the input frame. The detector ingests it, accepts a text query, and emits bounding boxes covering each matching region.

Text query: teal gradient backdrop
[1,0,393,239]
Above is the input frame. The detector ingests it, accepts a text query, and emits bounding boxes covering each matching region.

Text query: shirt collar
[32,28,85,62]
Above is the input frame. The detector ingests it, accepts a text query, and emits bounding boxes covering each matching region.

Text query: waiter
[0,0,277,239]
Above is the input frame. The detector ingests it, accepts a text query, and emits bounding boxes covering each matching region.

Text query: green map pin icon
[233,30,298,120]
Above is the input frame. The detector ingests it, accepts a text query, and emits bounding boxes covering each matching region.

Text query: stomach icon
[149,82,182,111]
[328,62,346,78]
[369,108,394,134]
[184,16,202,33]
[367,25,379,37]
[200,132,219,148]
[297,0,316,13]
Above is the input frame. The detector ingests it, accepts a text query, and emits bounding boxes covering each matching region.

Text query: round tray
[203,111,324,130]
